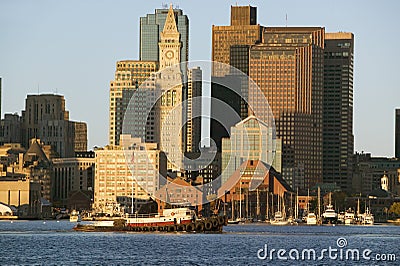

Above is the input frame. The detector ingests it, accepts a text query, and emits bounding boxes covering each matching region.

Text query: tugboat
[74,207,227,233]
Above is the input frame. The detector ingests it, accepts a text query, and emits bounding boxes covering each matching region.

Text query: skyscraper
[323,32,354,191]
[212,5,262,76]
[109,60,158,145]
[210,6,263,153]
[395,109,400,158]
[248,27,325,190]
[186,67,202,153]
[21,94,87,157]
[140,5,188,78]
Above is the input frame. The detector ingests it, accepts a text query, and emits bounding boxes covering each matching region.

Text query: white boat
[227,219,240,224]
[306,212,317,225]
[69,210,82,223]
[270,211,289,225]
[344,209,355,225]
[361,208,374,225]
[322,204,338,224]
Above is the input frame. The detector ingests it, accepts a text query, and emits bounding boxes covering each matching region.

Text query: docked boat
[270,211,289,225]
[69,210,81,223]
[306,212,317,225]
[322,204,338,224]
[361,208,374,225]
[344,209,355,225]
[227,218,240,224]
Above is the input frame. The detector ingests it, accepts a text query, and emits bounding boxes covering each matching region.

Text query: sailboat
[270,193,289,225]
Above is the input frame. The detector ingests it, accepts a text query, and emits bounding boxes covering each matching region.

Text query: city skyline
[1,0,399,157]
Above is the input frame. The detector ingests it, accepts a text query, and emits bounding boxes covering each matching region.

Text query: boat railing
[125,212,160,219]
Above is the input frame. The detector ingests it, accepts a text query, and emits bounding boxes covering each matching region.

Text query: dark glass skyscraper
[323,33,354,192]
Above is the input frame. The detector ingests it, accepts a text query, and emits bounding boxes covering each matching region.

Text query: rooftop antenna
[37,83,40,94]
[285,13,288,27]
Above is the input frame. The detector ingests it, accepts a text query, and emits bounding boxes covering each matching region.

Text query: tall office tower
[155,5,184,171]
[186,67,202,153]
[210,6,263,154]
[248,27,325,190]
[140,5,189,79]
[323,33,354,191]
[395,109,400,158]
[212,5,262,76]
[21,94,86,158]
[109,60,158,145]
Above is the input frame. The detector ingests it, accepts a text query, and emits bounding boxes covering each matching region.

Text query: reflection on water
[0,221,399,265]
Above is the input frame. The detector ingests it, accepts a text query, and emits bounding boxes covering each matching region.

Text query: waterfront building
[0,177,41,218]
[155,175,203,215]
[323,32,354,192]
[395,109,400,158]
[218,160,292,221]
[93,135,164,215]
[109,60,158,146]
[221,116,282,185]
[52,151,95,208]
[247,27,324,190]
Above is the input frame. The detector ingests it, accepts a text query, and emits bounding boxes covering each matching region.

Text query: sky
[0,0,399,157]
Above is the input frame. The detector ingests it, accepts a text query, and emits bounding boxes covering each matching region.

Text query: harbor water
[0,220,399,265]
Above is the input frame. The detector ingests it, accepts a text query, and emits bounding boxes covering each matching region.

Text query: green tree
[332,192,347,211]
[389,202,400,216]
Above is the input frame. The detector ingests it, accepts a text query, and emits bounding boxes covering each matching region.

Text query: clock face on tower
[165,50,174,60]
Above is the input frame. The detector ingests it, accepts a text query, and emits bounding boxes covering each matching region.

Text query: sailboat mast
[239,179,242,219]
[256,188,260,219]
[317,186,321,220]
[266,188,269,220]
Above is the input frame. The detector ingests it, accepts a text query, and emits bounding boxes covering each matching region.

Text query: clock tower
[159,4,181,70]
[156,4,184,171]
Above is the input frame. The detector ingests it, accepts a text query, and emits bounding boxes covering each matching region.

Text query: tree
[389,202,400,216]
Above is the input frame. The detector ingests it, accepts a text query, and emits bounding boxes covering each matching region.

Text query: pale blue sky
[0,0,399,157]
